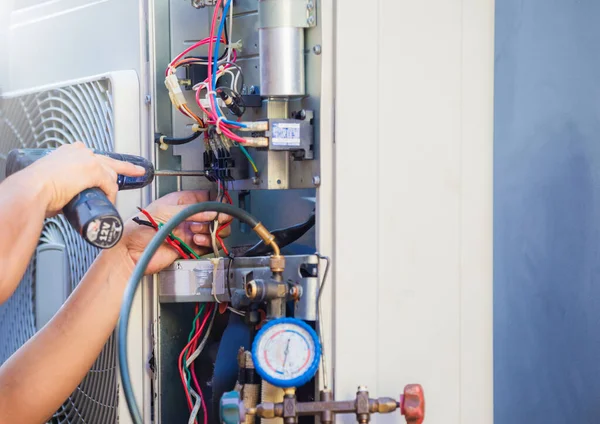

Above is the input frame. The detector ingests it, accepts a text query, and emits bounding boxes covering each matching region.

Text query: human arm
[0,142,146,304]
[0,190,231,424]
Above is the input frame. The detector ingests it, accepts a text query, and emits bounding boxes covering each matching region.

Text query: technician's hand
[26,142,146,217]
[121,190,232,275]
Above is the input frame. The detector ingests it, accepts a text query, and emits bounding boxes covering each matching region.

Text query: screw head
[313,44,322,55]
[249,85,256,95]
[307,15,315,25]
[252,176,260,185]
[312,175,321,186]
[144,94,152,105]
[307,1,314,10]
[176,262,183,270]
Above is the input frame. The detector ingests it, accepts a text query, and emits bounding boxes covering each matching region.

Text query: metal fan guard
[0,79,118,423]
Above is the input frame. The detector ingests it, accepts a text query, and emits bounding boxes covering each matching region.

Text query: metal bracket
[258,0,317,29]
[158,255,319,321]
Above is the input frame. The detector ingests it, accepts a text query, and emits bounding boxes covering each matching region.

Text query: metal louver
[0,79,118,423]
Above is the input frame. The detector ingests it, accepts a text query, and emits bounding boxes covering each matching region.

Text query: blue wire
[212,0,246,128]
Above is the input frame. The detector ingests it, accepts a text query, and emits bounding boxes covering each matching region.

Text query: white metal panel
[334,1,494,423]
[4,0,142,92]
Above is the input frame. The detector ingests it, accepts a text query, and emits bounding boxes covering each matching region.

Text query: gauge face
[252,318,321,388]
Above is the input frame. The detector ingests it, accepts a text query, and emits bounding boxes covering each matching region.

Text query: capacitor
[258,0,308,97]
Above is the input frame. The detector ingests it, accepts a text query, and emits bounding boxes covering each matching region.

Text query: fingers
[192,234,213,248]
[188,222,210,234]
[151,204,231,224]
[187,211,232,224]
[189,221,232,237]
[97,155,146,177]
[96,165,119,204]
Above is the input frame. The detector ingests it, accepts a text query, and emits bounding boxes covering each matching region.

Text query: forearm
[0,172,49,303]
[0,243,135,424]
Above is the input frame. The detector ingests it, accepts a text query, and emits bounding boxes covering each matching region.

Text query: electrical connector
[230,39,243,51]
[237,121,269,132]
[165,74,187,108]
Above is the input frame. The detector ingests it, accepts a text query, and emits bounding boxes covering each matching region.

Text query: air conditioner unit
[0,0,494,423]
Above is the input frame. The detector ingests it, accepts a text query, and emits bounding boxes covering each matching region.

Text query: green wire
[236,142,259,173]
[183,304,206,389]
[157,222,200,259]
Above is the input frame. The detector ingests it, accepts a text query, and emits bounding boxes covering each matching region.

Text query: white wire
[227,0,233,63]
[186,308,217,367]
[234,70,242,92]
[227,307,246,316]
[188,387,202,424]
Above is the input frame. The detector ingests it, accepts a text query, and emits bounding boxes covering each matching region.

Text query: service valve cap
[400,384,425,424]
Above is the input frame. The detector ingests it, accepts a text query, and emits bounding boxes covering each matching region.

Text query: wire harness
[118,202,281,424]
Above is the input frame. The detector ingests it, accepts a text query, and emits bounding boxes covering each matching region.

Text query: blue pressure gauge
[252,317,321,388]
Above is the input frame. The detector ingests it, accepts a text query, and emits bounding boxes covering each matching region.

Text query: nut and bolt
[313,44,322,55]
[312,176,321,186]
[249,85,257,95]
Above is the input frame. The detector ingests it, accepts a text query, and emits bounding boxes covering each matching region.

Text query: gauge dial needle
[282,338,291,369]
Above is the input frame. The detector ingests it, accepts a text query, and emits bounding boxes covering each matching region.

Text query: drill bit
[153,170,208,177]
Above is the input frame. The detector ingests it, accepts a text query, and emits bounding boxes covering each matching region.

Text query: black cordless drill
[5,149,155,249]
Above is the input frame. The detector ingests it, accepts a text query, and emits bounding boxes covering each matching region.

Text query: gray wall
[495,1,600,423]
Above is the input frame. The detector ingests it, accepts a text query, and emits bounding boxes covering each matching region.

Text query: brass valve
[220,384,425,424]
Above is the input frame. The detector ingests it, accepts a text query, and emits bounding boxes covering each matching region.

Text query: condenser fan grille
[0,79,118,424]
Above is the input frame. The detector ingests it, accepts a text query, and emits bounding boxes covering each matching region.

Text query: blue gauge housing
[252,317,321,388]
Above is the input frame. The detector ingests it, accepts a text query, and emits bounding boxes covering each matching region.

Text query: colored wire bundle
[119,202,277,424]
[133,208,200,259]
[179,303,215,424]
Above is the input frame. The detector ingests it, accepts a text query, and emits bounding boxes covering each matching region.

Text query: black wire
[182,14,229,63]
[132,217,156,229]
[154,131,202,146]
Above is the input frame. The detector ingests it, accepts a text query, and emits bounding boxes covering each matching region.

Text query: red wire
[191,368,208,424]
[166,36,224,76]
[179,304,213,424]
[138,208,190,259]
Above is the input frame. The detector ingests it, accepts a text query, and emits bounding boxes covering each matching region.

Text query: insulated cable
[155,131,202,147]
[118,202,279,424]
[186,307,217,367]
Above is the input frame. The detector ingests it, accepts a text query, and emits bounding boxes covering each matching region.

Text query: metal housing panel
[334,1,494,423]
[4,0,143,92]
